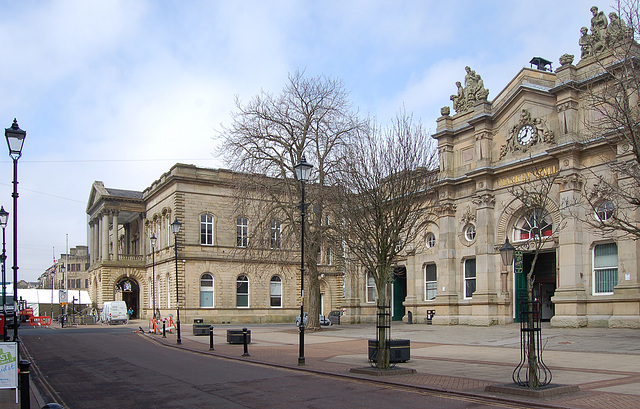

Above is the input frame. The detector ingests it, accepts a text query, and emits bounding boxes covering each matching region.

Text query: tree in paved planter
[333,111,438,369]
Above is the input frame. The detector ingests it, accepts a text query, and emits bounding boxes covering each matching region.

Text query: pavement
[2,320,640,408]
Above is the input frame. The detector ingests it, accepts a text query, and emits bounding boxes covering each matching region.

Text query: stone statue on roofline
[579,6,634,60]
[449,66,490,114]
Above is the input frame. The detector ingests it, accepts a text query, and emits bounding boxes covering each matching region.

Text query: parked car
[295,312,332,326]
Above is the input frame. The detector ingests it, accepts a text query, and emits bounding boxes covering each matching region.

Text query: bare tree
[217,70,363,330]
[504,163,563,388]
[334,111,438,369]
[576,1,640,239]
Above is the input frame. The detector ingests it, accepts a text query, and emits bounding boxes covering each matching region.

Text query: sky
[0,0,604,282]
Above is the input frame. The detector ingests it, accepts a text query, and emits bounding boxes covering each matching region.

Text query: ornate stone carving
[440,106,450,116]
[559,53,574,66]
[580,7,633,59]
[436,203,457,217]
[450,66,490,113]
[558,173,584,192]
[472,193,496,208]
[460,205,476,224]
[500,109,555,159]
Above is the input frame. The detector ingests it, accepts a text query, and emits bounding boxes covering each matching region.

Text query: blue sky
[0,0,601,281]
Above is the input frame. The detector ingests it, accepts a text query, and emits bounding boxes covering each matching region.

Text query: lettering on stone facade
[497,165,558,188]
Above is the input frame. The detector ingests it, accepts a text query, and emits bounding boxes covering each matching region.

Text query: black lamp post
[6,119,25,343]
[171,217,182,345]
[150,233,157,320]
[294,155,313,366]
[499,237,516,267]
[0,206,8,341]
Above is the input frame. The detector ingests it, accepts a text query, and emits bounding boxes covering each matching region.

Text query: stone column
[101,212,110,261]
[433,197,459,325]
[112,211,119,261]
[551,168,587,328]
[469,191,498,326]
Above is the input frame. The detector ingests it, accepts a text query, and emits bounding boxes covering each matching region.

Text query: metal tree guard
[369,302,394,368]
[513,300,552,387]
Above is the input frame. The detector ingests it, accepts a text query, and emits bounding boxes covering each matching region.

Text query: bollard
[209,326,215,350]
[162,320,166,338]
[242,327,250,356]
[19,360,30,409]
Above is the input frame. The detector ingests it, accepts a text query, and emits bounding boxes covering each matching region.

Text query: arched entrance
[392,266,407,321]
[115,277,140,319]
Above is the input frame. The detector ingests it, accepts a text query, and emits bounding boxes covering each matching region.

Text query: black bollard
[242,327,250,356]
[19,360,30,409]
[162,320,166,338]
[209,326,215,350]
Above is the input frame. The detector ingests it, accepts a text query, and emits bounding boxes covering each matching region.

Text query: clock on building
[517,125,535,145]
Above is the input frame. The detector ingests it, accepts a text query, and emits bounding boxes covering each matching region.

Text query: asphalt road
[20,325,530,409]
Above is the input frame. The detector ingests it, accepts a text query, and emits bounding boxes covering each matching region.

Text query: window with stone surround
[593,243,618,295]
[236,274,249,307]
[425,264,437,301]
[464,258,476,299]
[200,214,214,245]
[200,273,214,308]
[236,217,249,248]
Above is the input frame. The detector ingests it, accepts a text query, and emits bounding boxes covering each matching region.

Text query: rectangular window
[594,243,618,294]
[425,264,437,301]
[236,217,248,247]
[326,247,332,265]
[464,258,476,299]
[270,220,281,249]
[200,214,214,245]
[366,272,376,303]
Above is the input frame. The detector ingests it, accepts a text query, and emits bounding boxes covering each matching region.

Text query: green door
[514,251,527,323]
[392,272,406,321]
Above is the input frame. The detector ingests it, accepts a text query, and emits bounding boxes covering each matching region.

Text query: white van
[100,301,128,325]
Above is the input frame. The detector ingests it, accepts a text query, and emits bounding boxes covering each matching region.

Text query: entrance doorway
[514,251,556,321]
[392,267,407,321]
[115,277,140,319]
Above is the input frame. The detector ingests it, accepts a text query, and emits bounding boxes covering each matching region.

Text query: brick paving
[143,323,640,409]
[3,321,639,408]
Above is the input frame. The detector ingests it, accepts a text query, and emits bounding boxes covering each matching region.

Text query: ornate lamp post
[294,155,313,366]
[0,206,8,341]
[150,233,157,320]
[171,217,182,345]
[5,119,26,342]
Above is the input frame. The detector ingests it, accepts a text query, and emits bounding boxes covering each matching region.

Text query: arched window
[236,275,249,307]
[270,276,282,307]
[366,272,376,303]
[515,208,553,241]
[200,214,214,245]
[200,273,214,308]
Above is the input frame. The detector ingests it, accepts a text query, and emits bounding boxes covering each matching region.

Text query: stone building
[393,10,640,328]
[38,246,90,292]
[86,164,343,323]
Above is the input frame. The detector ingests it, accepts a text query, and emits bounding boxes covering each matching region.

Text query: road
[20,325,530,409]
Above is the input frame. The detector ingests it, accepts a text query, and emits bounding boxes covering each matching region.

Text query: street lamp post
[0,206,8,341]
[5,119,26,343]
[150,233,157,320]
[294,155,313,366]
[171,217,182,345]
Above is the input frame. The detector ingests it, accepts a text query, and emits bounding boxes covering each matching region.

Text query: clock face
[517,125,535,145]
